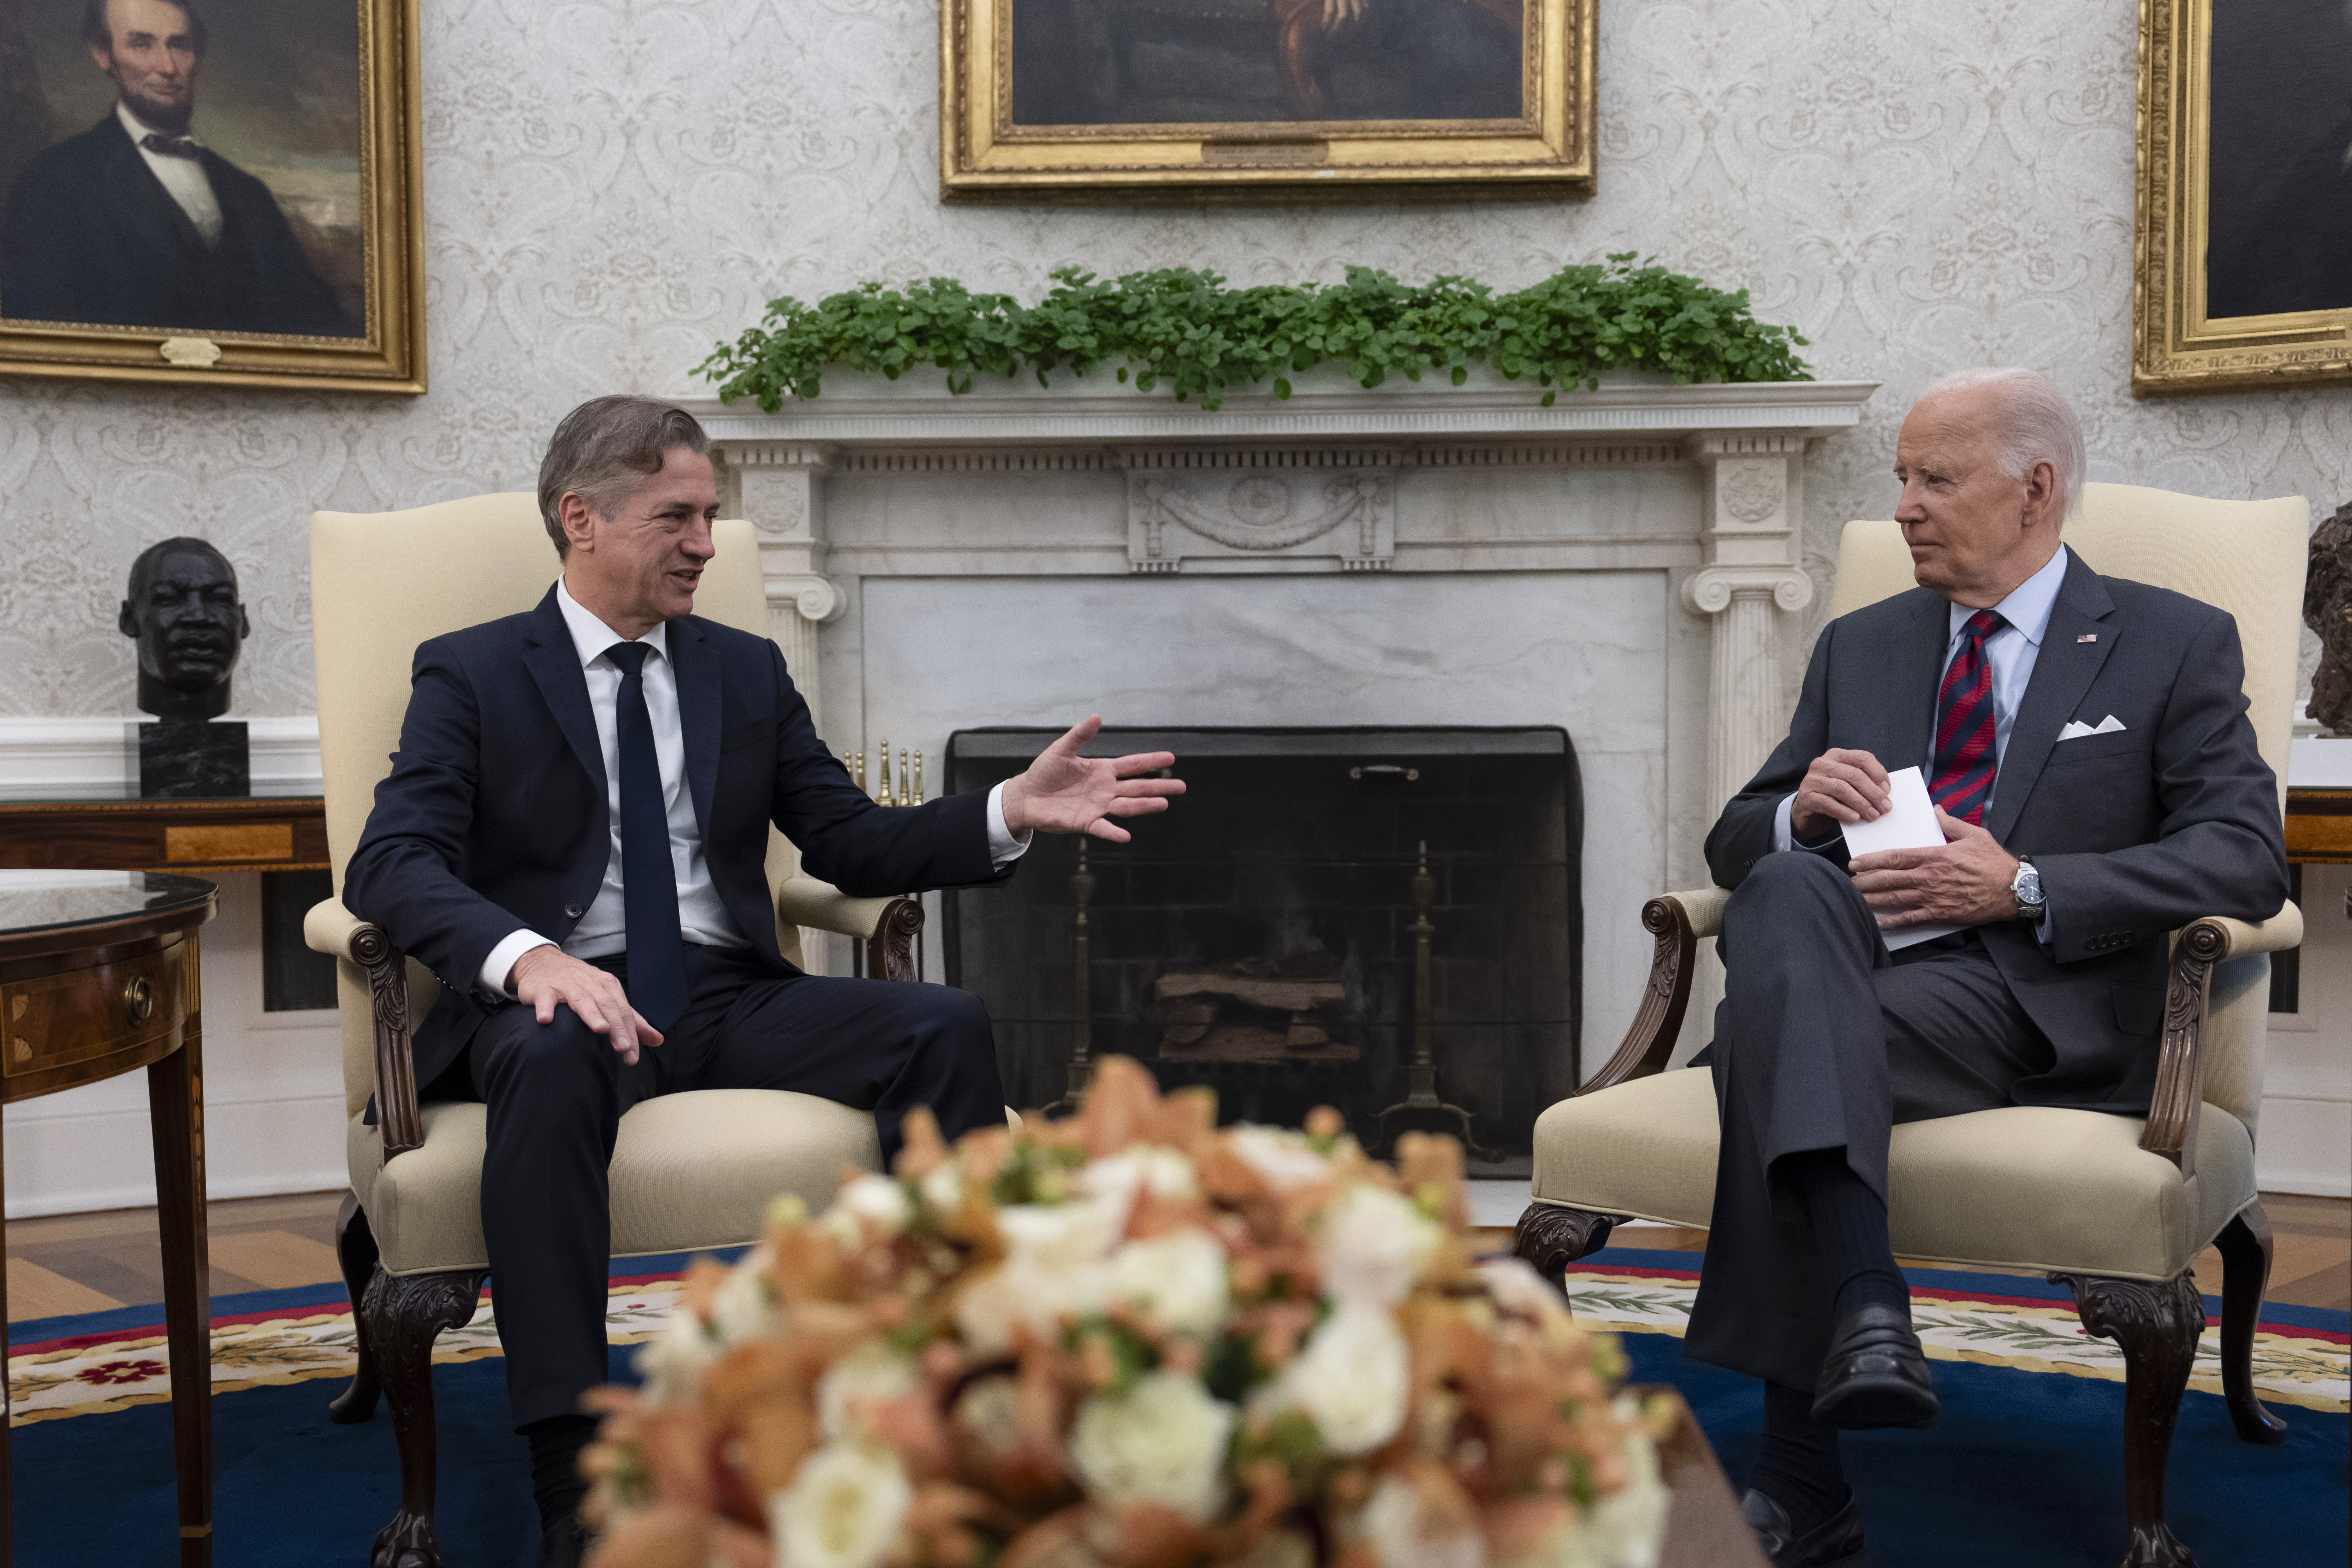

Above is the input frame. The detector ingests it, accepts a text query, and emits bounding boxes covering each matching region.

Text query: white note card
[1839,766,1966,951]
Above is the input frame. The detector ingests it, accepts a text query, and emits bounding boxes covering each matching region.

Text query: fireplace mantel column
[1678,434,1815,815]
[732,440,843,738]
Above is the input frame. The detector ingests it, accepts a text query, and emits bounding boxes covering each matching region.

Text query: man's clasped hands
[1792,747,2027,930]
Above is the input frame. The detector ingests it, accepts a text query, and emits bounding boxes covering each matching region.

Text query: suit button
[564,903,584,918]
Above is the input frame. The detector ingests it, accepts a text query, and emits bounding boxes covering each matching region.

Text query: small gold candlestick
[875,739,895,806]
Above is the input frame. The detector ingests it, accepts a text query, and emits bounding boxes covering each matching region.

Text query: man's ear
[558,491,599,555]
[237,606,252,639]
[118,599,138,638]
[88,40,114,74]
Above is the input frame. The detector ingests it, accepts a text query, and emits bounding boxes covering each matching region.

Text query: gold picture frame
[0,0,425,394]
[2133,0,2352,394]
[939,0,1593,202]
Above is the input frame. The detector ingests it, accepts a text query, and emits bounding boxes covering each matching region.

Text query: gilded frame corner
[0,0,426,396]
[938,0,1595,203]
[2133,0,2351,395]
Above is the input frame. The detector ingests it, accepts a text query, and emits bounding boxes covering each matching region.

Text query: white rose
[1084,1145,1201,1206]
[633,1310,718,1407]
[954,1255,1111,1358]
[996,1191,1128,1267]
[1068,1370,1238,1523]
[820,1174,913,1247]
[709,1253,784,1346]
[1227,1126,1332,1193]
[1107,1228,1229,1337]
[1583,1402,1668,1568]
[769,1440,913,1568]
[1318,1183,1438,1309]
[1360,1471,1487,1568]
[816,1338,920,1439]
[1477,1256,1571,1329]
[1272,1301,1409,1456]
[918,1157,965,1215]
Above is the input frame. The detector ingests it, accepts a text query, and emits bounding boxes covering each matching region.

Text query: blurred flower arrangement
[582,1058,1672,1568]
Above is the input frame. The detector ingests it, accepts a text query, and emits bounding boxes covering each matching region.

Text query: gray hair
[536,396,710,557]
[1915,366,2086,520]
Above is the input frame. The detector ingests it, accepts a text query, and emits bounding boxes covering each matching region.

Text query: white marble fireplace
[689,370,1879,1075]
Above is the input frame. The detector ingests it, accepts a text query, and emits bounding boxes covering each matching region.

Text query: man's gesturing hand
[1849,809,2021,930]
[1791,747,1894,841]
[1001,716,1186,844]
[507,944,664,1066]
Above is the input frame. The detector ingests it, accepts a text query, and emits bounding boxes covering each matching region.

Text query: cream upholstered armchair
[303,495,921,1568]
[1513,483,2308,1568]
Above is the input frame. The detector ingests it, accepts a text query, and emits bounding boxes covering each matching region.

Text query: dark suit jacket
[0,113,354,337]
[1705,549,2289,1116]
[344,587,1013,1094]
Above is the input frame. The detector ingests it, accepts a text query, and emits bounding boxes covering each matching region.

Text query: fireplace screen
[941,728,1580,1162]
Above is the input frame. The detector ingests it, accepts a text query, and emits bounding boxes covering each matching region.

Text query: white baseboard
[0,715,321,799]
[3,1084,347,1219]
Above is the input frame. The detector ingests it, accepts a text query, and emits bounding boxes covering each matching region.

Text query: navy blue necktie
[603,642,687,1030]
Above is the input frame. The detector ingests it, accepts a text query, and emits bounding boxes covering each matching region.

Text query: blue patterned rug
[9,1246,2345,1566]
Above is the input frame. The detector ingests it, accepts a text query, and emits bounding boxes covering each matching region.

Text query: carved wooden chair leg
[327,1193,383,1424]
[2050,1270,2205,1568]
[1513,1203,1625,1295]
[2214,1201,2288,1444]
[360,1264,487,1568]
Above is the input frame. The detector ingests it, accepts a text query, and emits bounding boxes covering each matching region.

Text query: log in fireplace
[942,727,1579,1164]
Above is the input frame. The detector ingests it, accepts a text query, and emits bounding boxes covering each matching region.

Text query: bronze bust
[120,538,250,722]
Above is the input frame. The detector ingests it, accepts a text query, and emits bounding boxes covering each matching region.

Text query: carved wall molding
[1679,566,1816,617]
[791,440,1730,475]
[1128,468,1395,573]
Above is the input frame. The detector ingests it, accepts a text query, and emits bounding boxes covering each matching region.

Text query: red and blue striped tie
[1929,610,2004,824]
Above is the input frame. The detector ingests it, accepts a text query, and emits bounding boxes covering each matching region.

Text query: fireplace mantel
[686,369,1876,804]
[682,369,1877,449]
[686,371,1877,1065]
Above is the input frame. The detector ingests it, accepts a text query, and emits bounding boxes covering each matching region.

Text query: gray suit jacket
[1704,548,2289,1116]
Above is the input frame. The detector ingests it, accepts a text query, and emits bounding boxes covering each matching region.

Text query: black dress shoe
[538,1513,588,1568]
[1741,1487,1869,1568]
[1810,1303,1939,1429]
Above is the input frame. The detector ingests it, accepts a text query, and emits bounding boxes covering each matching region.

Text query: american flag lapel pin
[2077,633,2098,643]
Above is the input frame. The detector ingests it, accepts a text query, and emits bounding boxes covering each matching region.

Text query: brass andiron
[1374,841,1497,1161]
[899,746,913,805]
[875,738,895,806]
[843,748,868,794]
[1042,839,1096,1117]
[912,748,924,803]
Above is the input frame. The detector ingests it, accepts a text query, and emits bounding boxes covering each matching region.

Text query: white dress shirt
[1771,544,2071,934]
[478,579,1030,996]
[118,102,222,246]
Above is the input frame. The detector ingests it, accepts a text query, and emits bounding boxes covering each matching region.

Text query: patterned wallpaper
[1,0,2342,718]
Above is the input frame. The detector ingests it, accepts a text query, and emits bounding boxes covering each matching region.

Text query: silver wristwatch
[2011,857,2046,921]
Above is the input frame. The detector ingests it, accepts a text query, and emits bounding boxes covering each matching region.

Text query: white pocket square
[2058,715,2127,740]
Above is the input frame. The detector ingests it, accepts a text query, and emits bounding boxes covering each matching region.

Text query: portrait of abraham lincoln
[0,0,363,341]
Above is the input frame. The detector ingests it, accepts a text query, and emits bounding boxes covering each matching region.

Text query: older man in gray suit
[1693,368,2289,1568]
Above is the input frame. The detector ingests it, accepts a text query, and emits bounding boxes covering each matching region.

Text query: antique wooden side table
[0,870,217,1567]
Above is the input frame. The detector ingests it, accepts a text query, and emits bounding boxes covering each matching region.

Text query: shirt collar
[555,576,667,670]
[117,101,199,147]
[1949,543,2069,649]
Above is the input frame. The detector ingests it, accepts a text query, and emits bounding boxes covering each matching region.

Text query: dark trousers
[467,944,1005,1428]
[1684,852,2053,1390]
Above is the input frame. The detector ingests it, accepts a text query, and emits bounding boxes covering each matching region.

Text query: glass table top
[0,870,217,937]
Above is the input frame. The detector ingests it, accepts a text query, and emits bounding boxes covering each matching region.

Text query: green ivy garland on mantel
[698,254,1810,414]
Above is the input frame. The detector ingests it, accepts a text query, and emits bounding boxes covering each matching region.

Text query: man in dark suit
[0,0,353,337]
[344,396,1183,1565]
[1691,368,2288,1568]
